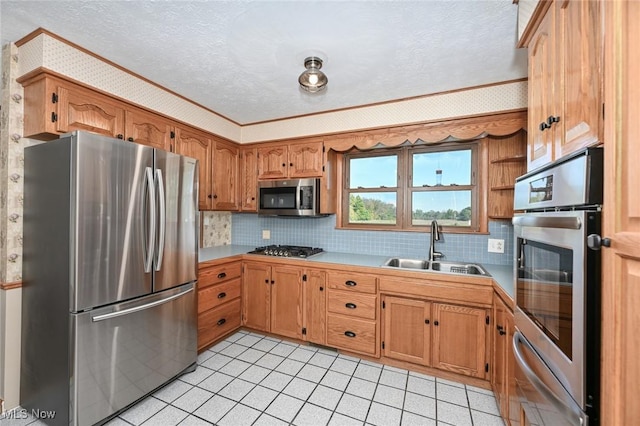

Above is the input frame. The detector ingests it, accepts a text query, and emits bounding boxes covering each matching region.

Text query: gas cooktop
[248,245,324,258]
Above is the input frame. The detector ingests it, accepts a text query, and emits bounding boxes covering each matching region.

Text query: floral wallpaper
[201,211,232,248]
[1,43,28,283]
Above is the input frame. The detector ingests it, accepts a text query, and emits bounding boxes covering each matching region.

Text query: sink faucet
[429,220,443,262]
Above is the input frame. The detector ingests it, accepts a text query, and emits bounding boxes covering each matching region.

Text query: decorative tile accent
[201,211,231,247]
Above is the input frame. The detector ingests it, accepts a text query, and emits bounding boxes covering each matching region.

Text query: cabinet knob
[217,318,226,326]
[547,115,560,125]
[425,319,430,324]
[434,320,439,326]
[345,303,357,309]
[117,134,124,139]
[127,137,134,142]
[217,292,227,299]
[539,122,551,131]
[265,279,269,284]
[208,194,213,199]
[289,163,293,167]
[344,331,356,338]
[251,197,255,200]
[213,194,218,199]
[282,163,286,167]
[319,286,324,291]
[217,272,227,279]
[344,280,357,287]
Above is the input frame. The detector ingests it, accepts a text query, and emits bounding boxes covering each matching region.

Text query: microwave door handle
[512,331,585,424]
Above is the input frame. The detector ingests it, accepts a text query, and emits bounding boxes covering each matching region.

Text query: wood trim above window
[324,110,527,153]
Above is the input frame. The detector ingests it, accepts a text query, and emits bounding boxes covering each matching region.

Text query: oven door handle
[512,331,585,425]
[512,216,582,230]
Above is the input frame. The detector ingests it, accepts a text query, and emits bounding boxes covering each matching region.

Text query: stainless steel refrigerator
[21,131,199,425]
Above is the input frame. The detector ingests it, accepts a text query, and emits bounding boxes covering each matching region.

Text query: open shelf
[490,155,527,164]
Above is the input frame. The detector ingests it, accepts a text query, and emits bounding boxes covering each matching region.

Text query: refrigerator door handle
[91,286,193,322]
[144,167,156,273]
[155,169,166,271]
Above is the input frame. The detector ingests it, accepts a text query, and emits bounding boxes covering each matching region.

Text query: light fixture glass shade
[298,57,328,93]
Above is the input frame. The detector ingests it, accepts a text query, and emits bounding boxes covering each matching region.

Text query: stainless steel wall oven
[512,147,603,425]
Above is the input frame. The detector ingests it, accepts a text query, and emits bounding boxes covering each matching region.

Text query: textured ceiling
[1,1,528,125]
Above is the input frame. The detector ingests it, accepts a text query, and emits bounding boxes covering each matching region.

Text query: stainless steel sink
[383,258,429,270]
[430,261,489,276]
[382,258,489,276]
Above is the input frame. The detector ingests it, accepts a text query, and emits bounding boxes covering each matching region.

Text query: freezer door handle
[91,286,193,322]
[155,169,166,271]
[144,167,156,273]
[512,330,585,424]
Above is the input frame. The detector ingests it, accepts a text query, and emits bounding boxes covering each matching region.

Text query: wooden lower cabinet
[302,269,327,345]
[241,261,306,340]
[382,296,431,366]
[493,293,518,425]
[382,295,489,380]
[197,260,243,351]
[327,315,378,356]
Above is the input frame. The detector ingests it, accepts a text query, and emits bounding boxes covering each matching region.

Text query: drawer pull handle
[217,292,226,299]
[344,331,356,338]
[345,280,357,287]
[217,318,226,326]
[217,272,227,279]
[345,303,357,309]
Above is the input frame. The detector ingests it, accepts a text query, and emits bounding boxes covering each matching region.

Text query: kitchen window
[342,143,479,232]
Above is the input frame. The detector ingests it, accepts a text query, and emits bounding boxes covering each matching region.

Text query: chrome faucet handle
[432,251,443,260]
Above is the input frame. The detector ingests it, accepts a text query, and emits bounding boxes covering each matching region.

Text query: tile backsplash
[231,214,514,266]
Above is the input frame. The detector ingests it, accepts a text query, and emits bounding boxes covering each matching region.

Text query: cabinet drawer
[199,261,242,288]
[198,299,241,350]
[327,314,378,356]
[327,272,377,294]
[198,278,241,314]
[328,290,377,320]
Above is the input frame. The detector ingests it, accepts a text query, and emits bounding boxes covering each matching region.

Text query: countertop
[198,245,514,299]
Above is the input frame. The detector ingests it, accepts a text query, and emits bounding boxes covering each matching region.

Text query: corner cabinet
[240,147,258,212]
[212,139,240,211]
[173,126,213,211]
[527,0,603,171]
[257,140,324,180]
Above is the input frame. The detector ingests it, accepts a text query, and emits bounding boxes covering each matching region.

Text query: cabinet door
[492,295,510,420]
[432,303,488,379]
[555,0,602,157]
[174,126,213,210]
[240,147,258,211]
[382,296,431,366]
[241,262,271,332]
[257,145,288,179]
[527,8,556,172]
[288,142,323,178]
[303,269,327,345]
[270,265,303,339]
[57,84,125,138]
[124,108,172,151]
[212,140,239,211]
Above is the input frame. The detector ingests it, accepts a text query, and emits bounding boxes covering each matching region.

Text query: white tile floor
[6,330,505,426]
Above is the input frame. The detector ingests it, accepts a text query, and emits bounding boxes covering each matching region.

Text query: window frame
[341,141,481,233]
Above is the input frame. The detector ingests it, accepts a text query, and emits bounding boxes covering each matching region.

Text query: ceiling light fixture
[298,56,328,93]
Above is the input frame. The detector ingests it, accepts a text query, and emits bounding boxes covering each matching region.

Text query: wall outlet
[488,238,505,253]
[262,229,271,240]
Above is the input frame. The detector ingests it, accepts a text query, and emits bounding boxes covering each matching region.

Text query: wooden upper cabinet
[257,141,324,179]
[240,147,258,211]
[528,8,556,171]
[527,0,603,172]
[257,145,288,179]
[21,74,125,140]
[212,139,240,211]
[432,303,488,379]
[174,126,213,211]
[288,142,324,178]
[555,0,602,157]
[124,107,172,150]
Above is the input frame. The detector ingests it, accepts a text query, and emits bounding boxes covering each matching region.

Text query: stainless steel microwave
[258,178,325,217]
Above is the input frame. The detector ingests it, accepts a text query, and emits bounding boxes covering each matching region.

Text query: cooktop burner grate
[248,245,324,258]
